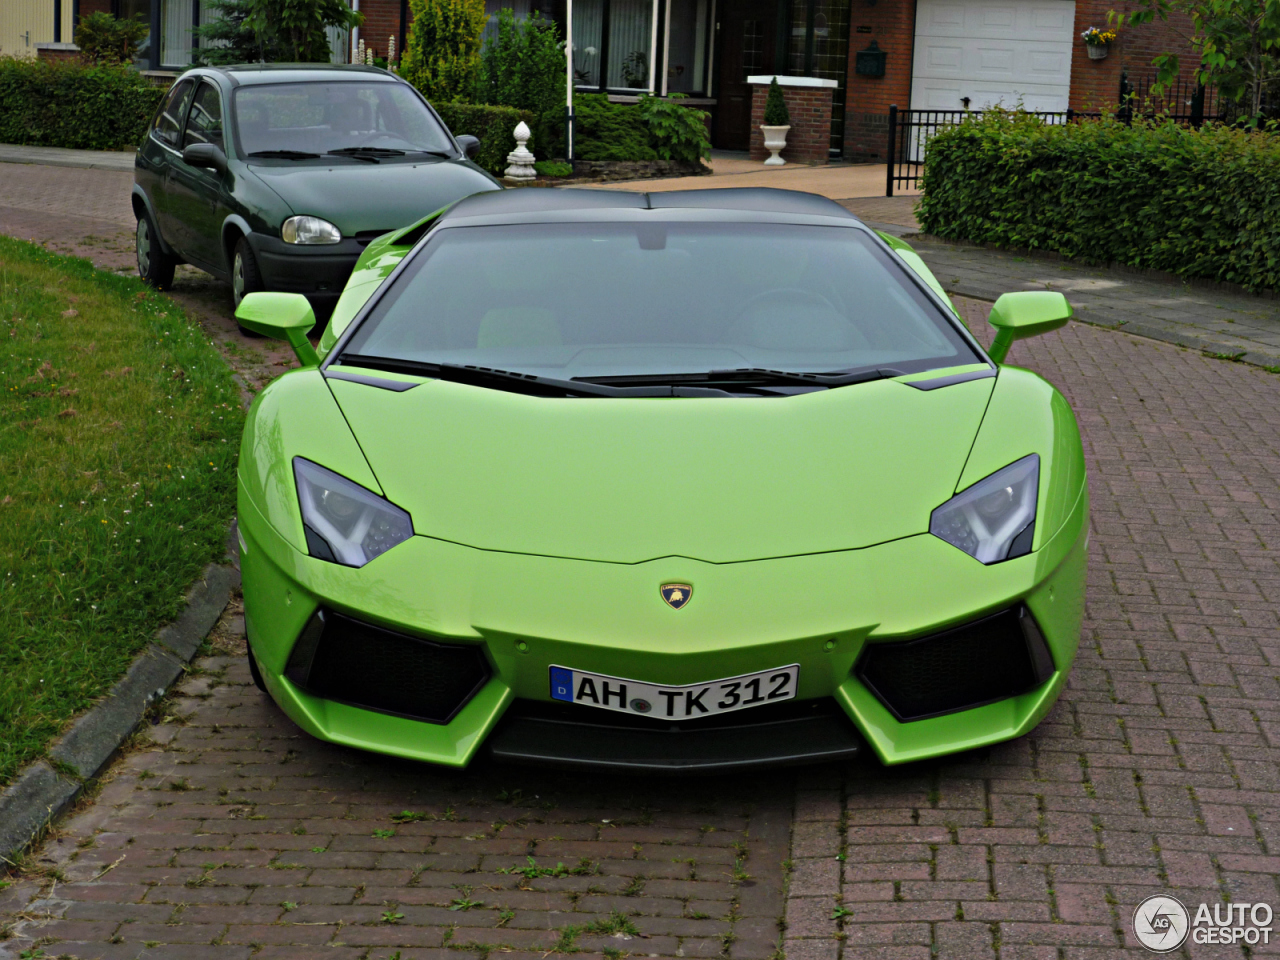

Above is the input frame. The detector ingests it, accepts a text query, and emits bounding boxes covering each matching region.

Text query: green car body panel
[238,192,1088,769]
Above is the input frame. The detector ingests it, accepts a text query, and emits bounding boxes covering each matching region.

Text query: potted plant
[760,77,790,165]
[1081,27,1117,60]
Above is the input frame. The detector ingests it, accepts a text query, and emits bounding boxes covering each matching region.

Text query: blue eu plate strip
[550,666,574,702]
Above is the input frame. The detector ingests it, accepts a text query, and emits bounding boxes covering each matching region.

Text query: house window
[664,0,709,93]
[573,0,654,91]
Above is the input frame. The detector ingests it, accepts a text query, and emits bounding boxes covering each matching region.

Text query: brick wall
[841,0,915,161]
[1070,0,1199,113]
[749,82,833,164]
[357,0,403,62]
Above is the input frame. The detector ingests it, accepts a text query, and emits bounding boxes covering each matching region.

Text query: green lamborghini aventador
[234,187,1087,773]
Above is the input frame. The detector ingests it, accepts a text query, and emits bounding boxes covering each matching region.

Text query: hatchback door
[168,80,229,271]
[147,78,197,252]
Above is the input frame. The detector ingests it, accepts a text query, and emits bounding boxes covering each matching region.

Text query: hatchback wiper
[328,146,408,156]
[248,149,321,159]
[336,354,733,398]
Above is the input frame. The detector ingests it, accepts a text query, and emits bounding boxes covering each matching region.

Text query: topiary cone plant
[761,76,790,165]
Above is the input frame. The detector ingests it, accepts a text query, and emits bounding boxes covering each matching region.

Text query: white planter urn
[760,124,790,165]
[1086,43,1109,60]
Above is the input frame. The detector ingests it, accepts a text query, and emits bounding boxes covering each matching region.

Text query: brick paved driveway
[3,297,1280,957]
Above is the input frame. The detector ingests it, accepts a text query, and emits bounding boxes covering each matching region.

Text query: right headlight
[930,455,1039,564]
[293,458,413,567]
[282,216,342,244]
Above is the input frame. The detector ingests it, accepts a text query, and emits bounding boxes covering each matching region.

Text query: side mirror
[456,134,481,159]
[235,292,320,366]
[183,142,228,174]
[987,291,1072,364]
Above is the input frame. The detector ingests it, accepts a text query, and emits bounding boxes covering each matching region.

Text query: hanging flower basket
[1081,27,1117,60]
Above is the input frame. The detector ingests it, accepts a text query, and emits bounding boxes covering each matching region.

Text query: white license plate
[549,664,799,719]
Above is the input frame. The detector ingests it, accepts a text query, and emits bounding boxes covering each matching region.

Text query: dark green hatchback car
[132,63,500,316]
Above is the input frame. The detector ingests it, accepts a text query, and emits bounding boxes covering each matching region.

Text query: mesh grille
[856,607,1051,721]
[291,611,490,724]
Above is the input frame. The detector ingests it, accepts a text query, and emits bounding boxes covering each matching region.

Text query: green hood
[328,374,996,564]
[248,159,498,234]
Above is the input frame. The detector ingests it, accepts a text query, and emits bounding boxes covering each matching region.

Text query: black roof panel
[647,187,856,218]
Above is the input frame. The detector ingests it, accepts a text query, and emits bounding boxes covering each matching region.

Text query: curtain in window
[572,0,603,87]
[604,0,651,89]
[161,0,194,67]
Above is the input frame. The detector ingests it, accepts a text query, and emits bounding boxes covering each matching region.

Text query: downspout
[660,0,671,96]
[150,0,161,69]
[399,0,408,66]
[351,0,360,63]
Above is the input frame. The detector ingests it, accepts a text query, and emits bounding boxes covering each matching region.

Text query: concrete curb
[0,143,137,172]
[0,562,238,867]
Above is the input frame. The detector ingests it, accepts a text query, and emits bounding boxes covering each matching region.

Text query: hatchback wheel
[136,212,176,289]
[232,236,265,336]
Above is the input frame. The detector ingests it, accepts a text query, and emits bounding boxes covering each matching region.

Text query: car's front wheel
[136,212,175,289]
[231,236,265,336]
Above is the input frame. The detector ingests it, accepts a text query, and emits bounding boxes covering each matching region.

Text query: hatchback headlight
[930,455,1039,564]
[282,216,342,244]
[293,458,413,567]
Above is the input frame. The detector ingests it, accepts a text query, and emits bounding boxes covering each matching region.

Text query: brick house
[4,0,1200,160]
[352,0,1199,160]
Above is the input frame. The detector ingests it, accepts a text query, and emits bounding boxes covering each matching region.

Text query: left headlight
[282,216,342,245]
[293,458,413,567]
[930,455,1039,564]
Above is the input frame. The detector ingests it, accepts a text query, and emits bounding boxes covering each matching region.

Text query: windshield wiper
[328,146,408,155]
[248,149,321,160]
[335,354,732,398]
[578,367,907,391]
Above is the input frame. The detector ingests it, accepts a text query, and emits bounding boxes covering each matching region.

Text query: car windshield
[233,81,454,157]
[339,222,981,381]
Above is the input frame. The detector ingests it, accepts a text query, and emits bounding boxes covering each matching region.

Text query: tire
[246,643,267,693]
[231,235,265,336]
[135,211,176,289]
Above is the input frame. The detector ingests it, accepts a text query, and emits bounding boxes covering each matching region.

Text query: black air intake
[285,610,490,724]
[855,606,1055,721]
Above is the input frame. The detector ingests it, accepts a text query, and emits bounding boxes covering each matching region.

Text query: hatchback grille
[855,606,1055,721]
[285,610,490,723]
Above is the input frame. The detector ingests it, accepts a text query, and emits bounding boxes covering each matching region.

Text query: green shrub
[535,159,572,177]
[476,8,566,158]
[0,56,163,150]
[74,11,148,65]
[918,112,1280,292]
[573,93,657,161]
[403,0,487,103]
[636,93,710,164]
[434,101,536,174]
[763,76,789,126]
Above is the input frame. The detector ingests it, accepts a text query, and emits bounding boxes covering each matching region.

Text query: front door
[714,0,779,151]
[168,80,228,271]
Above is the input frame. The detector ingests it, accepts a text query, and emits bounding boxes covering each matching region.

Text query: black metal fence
[885,72,1225,196]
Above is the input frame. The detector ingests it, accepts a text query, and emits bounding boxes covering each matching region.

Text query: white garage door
[910,0,1076,113]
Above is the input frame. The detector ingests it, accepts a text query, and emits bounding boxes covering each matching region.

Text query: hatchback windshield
[341,222,981,380]
[234,81,454,157]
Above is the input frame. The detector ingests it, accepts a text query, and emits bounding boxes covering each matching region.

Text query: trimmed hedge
[0,56,163,150]
[434,101,536,175]
[917,113,1280,293]
[574,93,657,161]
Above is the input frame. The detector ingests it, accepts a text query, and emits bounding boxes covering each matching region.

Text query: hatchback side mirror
[456,135,481,160]
[183,142,228,174]
[987,291,1072,364]
[235,292,320,366]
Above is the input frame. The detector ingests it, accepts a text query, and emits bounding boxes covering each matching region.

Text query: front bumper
[239,482,1087,769]
[245,232,364,302]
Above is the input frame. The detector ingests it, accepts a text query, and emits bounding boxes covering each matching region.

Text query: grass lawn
[0,237,243,786]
